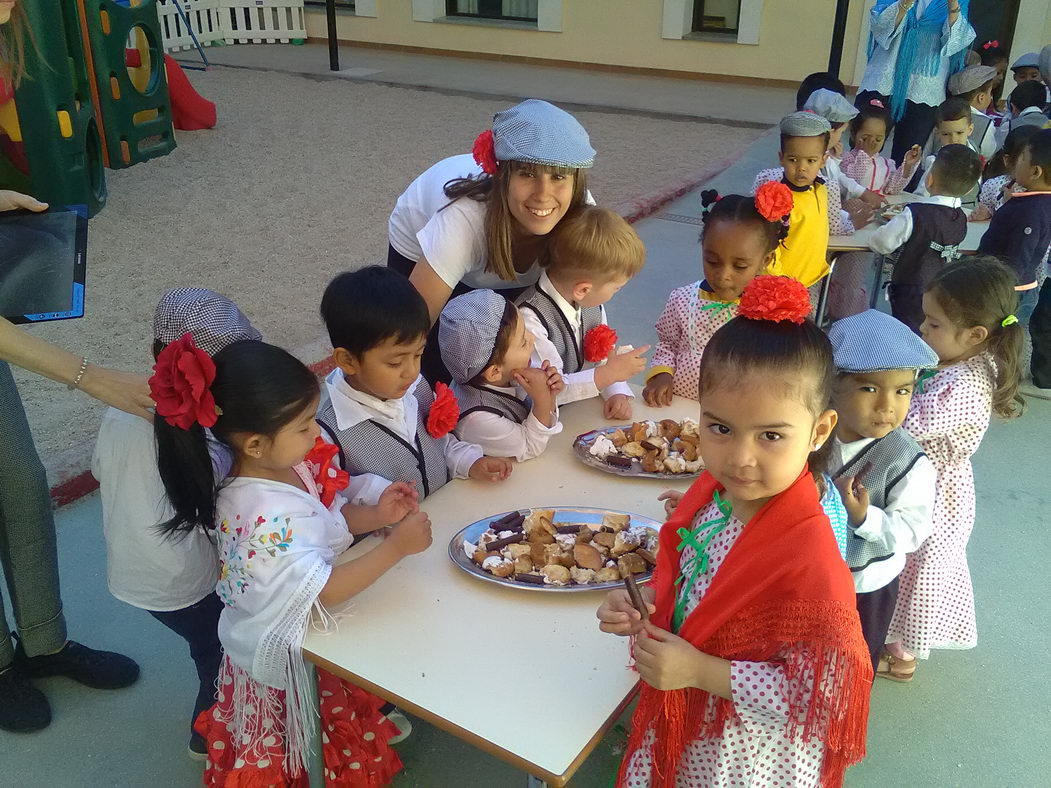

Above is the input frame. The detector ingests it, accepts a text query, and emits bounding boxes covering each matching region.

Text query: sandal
[876,649,916,683]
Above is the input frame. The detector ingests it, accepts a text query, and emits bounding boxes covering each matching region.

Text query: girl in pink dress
[642,185,792,406]
[881,257,1024,681]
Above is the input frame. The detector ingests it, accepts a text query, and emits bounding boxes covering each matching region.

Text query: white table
[303,391,699,786]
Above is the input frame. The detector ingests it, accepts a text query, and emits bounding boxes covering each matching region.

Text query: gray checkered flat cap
[829,310,939,373]
[948,65,997,96]
[438,289,510,382]
[803,89,858,124]
[493,100,595,169]
[153,288,261,356]
[1012,52,1039,70]
[780,110,832,137]
[1039,45,1051,83]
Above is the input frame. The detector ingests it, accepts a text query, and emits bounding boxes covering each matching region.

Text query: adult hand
[77,365,154,420]
[0,190,48,213]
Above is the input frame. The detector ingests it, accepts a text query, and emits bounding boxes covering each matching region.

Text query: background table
[304,391,699,786]
[829,194,989,253]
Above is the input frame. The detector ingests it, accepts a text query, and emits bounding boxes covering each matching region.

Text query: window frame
[444,1,539,24]
[691,0,741,36]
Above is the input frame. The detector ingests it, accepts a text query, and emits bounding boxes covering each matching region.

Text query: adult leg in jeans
[1029,280,1051,388]
[0,362,67,671]
[891,100,938,166]
[149,592,223,745]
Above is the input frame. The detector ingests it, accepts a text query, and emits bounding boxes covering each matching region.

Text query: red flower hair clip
[427,382,460,439]
[869,98,885,109]
[982,40,999,50]
[738,275,811,325]
[754,181,794,224]
[304,437,350,508]
[472,129,499,176]
[149,333,219,430]
[583,324,618,363]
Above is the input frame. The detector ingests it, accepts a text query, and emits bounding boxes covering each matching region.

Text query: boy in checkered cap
[92,288,260,758]
[827,309,939,677]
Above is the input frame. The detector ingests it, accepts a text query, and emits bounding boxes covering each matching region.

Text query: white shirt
[521,272,635,406]
[454,382,562,461]
[91,408,222,612]
[320,370,483,505]
[831,437,937,593]
[859,3,975,107]
[868,194,962,255]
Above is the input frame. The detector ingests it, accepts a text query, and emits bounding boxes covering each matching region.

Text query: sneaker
[1021,383,1051,400]
[0,663,51,732]
[188,732,209,762]
[385,710,412,745]
[16,640,139,690]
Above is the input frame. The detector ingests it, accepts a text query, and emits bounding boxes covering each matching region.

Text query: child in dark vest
[869,143,983,332]
[439,289,564,461]
[317,267,512,504]
[516,205,648,421]
[828,309,939,673]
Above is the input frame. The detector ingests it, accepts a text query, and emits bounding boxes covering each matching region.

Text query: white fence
[156,0,305,52]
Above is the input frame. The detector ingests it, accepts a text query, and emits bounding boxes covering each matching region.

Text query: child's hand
[388,510,432,557]
[595,345,651,389]
[603,393,633,421]
[634,622,706,691]
[969,204,993,222]
[844,198,875,229]
[903,144,922,171]
[376,482,419,525]
[597,589,655,637]
[657,489,684,518]
[512,366,552,400]
[642,372,674,407]
[468,456,513,483]
[542,360,565,395]
[834,475,870,527]
[1000,184,1015,204]
[859,189,884,208]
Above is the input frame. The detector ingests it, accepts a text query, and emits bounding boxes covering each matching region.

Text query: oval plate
[449,506,660,593]
[572,427,703,480]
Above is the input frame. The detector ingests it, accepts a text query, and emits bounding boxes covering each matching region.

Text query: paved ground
[3,43,1049,788]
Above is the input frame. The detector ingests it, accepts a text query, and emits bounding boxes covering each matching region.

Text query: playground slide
[124,50,216,131]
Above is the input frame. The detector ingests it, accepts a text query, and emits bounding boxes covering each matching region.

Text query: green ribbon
[672,490,733,632]
[697,299,737,320]
[915,369,937,395]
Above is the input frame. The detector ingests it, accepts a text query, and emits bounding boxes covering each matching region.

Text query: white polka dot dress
[623,502,827,787]
[888,352,996,659]
[649,282,738,401]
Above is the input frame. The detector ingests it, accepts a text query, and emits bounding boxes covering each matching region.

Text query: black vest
[832,428,926,571]
[516,286,603,374]
[316,379,450,499]
[452,381,531,424]
[888,203,968,287]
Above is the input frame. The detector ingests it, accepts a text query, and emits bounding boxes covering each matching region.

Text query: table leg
[525,775,549,787]
[305,662,325,787]
[870,256,885,310]
[815,256,836,327]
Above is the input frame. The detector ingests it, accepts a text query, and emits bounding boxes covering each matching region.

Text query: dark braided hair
[700,190,788,253]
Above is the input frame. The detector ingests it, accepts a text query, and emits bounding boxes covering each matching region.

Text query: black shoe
[188,731,208,762]
[16,640,139,690]
[0,664,51,732]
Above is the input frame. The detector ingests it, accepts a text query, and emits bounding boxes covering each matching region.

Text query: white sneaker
[385,710,412,745]
[1022,383,1051,400]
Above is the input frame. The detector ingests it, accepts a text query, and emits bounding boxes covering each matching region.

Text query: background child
[947,64,999,159]
[92,288,259,759]
[1010,52,1043,87]
[841,98,921,196]
[870,144,982,332]
[318,266,512,503]
[883,258,1023,681]
[152,338,430,784]
[752,111,832,288]
[439,290,564,461]
[643,186,790,406]
[828,309,939,673]
[795,71,845,112]
[972,124,1041,219]
[975,40,1009,114]
[997,80,1049,146]
[916,98,981,202]
[599,275,870,788]
[516,205,649,420]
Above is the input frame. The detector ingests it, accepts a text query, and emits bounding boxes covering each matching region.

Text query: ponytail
[701,186,792,255]
[927,257,1025,419]
[153,340,320,536]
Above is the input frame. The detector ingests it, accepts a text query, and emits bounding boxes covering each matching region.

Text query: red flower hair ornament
[305,437,350,508]
[149,333,220,430]
[583,324,618,363]
[754,181,794,224]
[472,129,499,176]
[427,382,460,439]
[738,275,812,325]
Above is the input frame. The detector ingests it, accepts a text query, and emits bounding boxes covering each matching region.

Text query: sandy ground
[13,65,761,483]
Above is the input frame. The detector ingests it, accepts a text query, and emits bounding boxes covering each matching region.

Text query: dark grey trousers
[0,361,66,668]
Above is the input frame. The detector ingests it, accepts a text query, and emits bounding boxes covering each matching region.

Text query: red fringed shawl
[618,470,871,788]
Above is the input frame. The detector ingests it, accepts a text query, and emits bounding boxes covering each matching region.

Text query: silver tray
[448,506,660,593]
[572,427,703,480]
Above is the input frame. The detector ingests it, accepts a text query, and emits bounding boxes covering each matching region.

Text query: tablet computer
[0,205,88,324]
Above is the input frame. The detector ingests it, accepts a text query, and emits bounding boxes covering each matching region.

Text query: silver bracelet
[68,357,89,390]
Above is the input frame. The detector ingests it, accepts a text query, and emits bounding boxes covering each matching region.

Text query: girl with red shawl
[598,276,872,788]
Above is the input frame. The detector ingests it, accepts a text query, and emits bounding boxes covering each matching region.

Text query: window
[692,0,741,34]
[305,0,355,9]
[446,1,538,23]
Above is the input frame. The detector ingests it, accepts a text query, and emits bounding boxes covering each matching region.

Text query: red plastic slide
[125,50,216,131]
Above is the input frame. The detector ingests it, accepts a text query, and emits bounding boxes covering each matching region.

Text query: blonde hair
[0,6,30,87]
[546,205,645,283]
[443,161,589,282]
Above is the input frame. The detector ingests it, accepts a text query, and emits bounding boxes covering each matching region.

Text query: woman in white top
[856,0,975,165]
[387,99,595,383]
